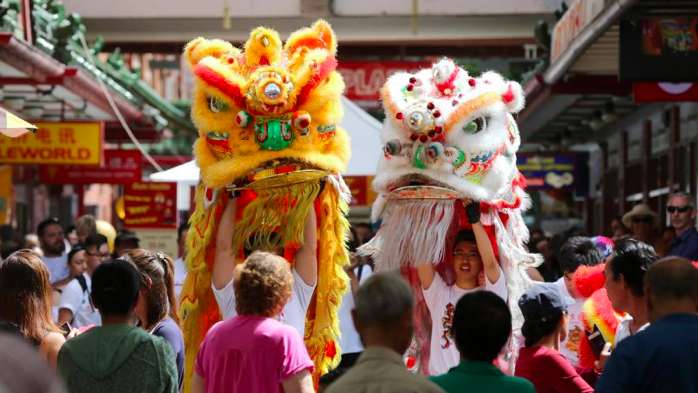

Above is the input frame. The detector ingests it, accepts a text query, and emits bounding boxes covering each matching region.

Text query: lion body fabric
[360,59,541,374]
[179,20,351,391]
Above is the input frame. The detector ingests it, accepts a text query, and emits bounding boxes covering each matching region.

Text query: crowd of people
[0,192,696,393]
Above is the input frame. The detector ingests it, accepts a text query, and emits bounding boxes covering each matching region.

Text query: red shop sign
[633,82,698,102]
[123,181,177,229]
[39,149,143,184]
[337,60,432,102]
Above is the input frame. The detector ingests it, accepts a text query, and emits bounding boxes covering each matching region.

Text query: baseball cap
[518,283,574,323]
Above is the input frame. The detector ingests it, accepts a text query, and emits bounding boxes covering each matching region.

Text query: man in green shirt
[430,291,534,393]
[58,260,178,393]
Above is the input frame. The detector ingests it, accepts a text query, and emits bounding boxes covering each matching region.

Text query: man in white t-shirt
[57,234,107,328]
[552,236,605,367]
[211,196,317,337]
[37,217,70,285]
[417,203,507,376]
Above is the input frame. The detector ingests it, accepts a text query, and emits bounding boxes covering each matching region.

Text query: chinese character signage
[123,182,177,229]
[0,122,103,165]
[39,150,143,184]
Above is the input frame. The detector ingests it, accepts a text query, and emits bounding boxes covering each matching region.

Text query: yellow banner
[0,122,103,165]
[0,165,12,225]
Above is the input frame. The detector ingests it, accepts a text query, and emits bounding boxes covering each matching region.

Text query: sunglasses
[667,206,692,214]
[632,216,654,224]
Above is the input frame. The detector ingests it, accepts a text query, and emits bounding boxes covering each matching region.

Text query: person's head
[622,204,658,241]
[558,236,604,298]
[353,272,414,355]
[233,251,292,317]
[74,215,97,244]
[452,290,511,362]
[667,192,696,233]
[452,230,482,285]
[114,230,140,257]
[519,283,572,347]
[354,223,372,245]
[0,333,66,393]
[645,257,698,322]
[604,238,657,312]
[84,234,109,274]
[610,216,629,241]
[36,218,65,257]
[121,249,179,327]
[0,250,59,342]
[66,245,87,279]
[91,259,141,320]
[65,225,79,247]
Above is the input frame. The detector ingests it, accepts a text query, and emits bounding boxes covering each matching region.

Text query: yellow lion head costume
[179,20,350,390]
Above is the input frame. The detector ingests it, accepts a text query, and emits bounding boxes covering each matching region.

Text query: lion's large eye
[208,96,229,113]
[462,116,487,134]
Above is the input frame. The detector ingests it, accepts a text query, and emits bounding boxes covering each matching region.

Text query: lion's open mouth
[232,158,325,188]
[388,174,452,192]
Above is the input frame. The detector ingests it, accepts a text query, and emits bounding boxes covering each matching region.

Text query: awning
[0,106,36,137]
[150,96,382,184]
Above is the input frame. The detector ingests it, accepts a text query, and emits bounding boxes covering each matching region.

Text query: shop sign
[550,0,606,63]
[0,166,12,225]
[0,122,103,165]
[131,228,179,260]
[633,82,698,102]
[123,182,177,229]
[338,61,432,102]
[517,153,584,191]
[39,149,143,184]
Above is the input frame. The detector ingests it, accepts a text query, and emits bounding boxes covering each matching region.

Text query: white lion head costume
[361,58,539,373]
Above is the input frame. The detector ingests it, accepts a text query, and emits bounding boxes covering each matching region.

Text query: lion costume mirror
[360,58,540,374]
[178,20,351,390]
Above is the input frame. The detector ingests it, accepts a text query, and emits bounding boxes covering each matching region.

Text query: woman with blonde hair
[192,251,315,393]
[121,249,184,388]
[0,250,65,367]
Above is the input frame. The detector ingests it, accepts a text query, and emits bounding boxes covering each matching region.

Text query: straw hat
[622,203,659,228]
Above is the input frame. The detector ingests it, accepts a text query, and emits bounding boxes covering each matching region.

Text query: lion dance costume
[178,20,351,391]
[360,59,540,373]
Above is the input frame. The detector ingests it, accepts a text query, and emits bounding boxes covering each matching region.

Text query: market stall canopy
[0,106,36,138]
[150,96,382,184]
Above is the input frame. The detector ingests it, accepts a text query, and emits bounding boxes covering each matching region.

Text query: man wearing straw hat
[622,204,659,246]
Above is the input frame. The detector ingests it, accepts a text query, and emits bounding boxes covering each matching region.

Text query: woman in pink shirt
[515,283,594,393]
[192,251,315,393]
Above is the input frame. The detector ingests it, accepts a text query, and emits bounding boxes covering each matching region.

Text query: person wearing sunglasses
[666,192,698,260]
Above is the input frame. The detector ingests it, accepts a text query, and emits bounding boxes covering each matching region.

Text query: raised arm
[212,198,237,290]
[294,207,317,287]
[417,262,436,290]
[467,202,501,285]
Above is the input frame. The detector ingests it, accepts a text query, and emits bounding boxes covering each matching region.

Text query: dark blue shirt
[596,314,698,393]
[152,317,184,390]
[669,228,698,260]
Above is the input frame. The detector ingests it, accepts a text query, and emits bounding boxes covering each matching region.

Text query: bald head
[646,257,698,322]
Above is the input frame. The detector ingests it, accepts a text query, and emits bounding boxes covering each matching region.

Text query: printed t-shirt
[553,277,584,367]
[422,267,507,375]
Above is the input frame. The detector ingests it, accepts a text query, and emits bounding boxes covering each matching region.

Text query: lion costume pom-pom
[178,20,351,391]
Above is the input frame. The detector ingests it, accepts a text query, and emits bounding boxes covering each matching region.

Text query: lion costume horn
[178,20,351,391]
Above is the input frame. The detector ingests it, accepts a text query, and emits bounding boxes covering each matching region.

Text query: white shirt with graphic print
[212,269,315,338]
[422,266,507,376]
[553,276,584,367]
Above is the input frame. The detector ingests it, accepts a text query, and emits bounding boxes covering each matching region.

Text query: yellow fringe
[180,184,225,393]
[304,184,350,376]
[231,180,321,253]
